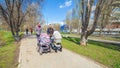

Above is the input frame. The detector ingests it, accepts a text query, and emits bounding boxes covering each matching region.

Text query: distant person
[35,23,42,44]
[47,24,54,38]
[26,28,29,35]
[30,28,33,35]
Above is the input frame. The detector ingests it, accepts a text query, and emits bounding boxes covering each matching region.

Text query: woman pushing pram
[47,24,62,52]
[35,23,51,55]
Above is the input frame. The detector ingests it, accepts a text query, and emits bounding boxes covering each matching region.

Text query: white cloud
[59,5,64,8]
[59,0,72,8]
[65,0,72,7]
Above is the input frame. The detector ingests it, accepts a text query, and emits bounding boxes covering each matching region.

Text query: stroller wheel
[48,46,51,52]
[37,43,39,46]
[60,46,62,52]
[55,49,57,53]
[39,50,43,55]
[48,48,51,52]
[60,48,62,52]
[39,47,43,55]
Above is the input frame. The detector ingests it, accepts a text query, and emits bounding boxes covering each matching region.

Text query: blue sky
[42,0,74,24]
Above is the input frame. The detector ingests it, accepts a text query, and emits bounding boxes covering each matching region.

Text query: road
[18,35,107,68]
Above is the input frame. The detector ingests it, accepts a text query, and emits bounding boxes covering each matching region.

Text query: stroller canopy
[40,33,50,45]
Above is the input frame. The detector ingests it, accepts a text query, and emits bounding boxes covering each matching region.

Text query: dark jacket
[47,27,54,36]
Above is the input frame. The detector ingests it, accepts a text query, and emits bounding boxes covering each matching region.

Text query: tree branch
[87,0,105,36]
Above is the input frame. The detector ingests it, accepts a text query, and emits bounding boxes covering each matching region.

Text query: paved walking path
[18,35,107,68]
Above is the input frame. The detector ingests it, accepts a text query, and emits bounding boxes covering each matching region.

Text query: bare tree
[0,0,43,41]
[65,10,72,33]
[65,8,80,34]
[53,23,60,31]
[24,3,43,31]
[71,8,80,33]
[74,0,106,46]
[74,0,82,34]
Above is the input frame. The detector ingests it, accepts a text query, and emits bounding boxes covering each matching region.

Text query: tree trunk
[10,25,15,38]
[77,21,81,34]
[80,34,88,46]
[15,27,20,41]
[99,27,103,37]
[77,26,80,34]
[69,25,72,34]
[80,31,88,46]
[15,32,19,41]
[16,31,19,37]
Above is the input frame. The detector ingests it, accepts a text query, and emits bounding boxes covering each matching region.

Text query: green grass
[0,31,17,68]
[89,36,120,42]
[62,34,120,42]
[62,37,120,68]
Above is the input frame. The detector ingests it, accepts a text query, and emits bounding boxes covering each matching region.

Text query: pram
[38,33,51,55]
[52,38,62,52]
[50,31,62,52]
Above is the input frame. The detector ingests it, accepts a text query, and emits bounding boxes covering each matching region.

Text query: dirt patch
[12,42,20,68]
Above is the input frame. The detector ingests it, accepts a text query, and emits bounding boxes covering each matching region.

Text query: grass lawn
[89,36,120,42]
[62,37,120,68]
[0,31,17,68]
[62,33,120,42]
